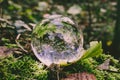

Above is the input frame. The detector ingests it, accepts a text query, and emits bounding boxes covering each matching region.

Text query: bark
[110,0,120,58]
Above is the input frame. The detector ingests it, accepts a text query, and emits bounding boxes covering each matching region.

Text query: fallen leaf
[62,72,96,80]
[67,5,82,15]
[36,2,49,11]
[0,46,13,57]
[97,59,110,70]
[14,20,32,33]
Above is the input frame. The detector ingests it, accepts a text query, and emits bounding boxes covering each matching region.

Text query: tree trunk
[111,0,120,58]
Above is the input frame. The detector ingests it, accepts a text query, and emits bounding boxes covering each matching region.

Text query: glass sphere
[31,15,84,67]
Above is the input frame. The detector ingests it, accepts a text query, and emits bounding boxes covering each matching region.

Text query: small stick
[15,34,28,52]
[57,70,60,80]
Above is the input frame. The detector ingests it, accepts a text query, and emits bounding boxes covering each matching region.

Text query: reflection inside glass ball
[31,15,84,67]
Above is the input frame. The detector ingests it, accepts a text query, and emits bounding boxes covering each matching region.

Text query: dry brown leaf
[0,46,13,57]
[61,72,96,80]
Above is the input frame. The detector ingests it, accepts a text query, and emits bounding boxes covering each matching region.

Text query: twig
[57,70,60,80]
[15,34,28,53]
[0,17,12,25]
[104,70,120,74]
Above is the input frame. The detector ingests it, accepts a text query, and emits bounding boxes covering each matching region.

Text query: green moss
[0,55,48,80]
[63,54,120,80]
[0,53,120,80]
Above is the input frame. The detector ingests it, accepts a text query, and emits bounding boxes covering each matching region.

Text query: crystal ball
[31,15,84,67]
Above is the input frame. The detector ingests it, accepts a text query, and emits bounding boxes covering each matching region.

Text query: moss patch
[0,54,120,80]
[63,54,120,80]
[0,55,48,80]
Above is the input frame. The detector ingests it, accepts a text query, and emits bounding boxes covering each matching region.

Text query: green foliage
[64,54,120,80]
[1,38,18,48]
[0,55,48,80]
[81,41,103,60]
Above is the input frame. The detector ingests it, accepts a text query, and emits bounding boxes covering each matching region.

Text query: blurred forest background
[0,0,119,58]
[0,0,120,80]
